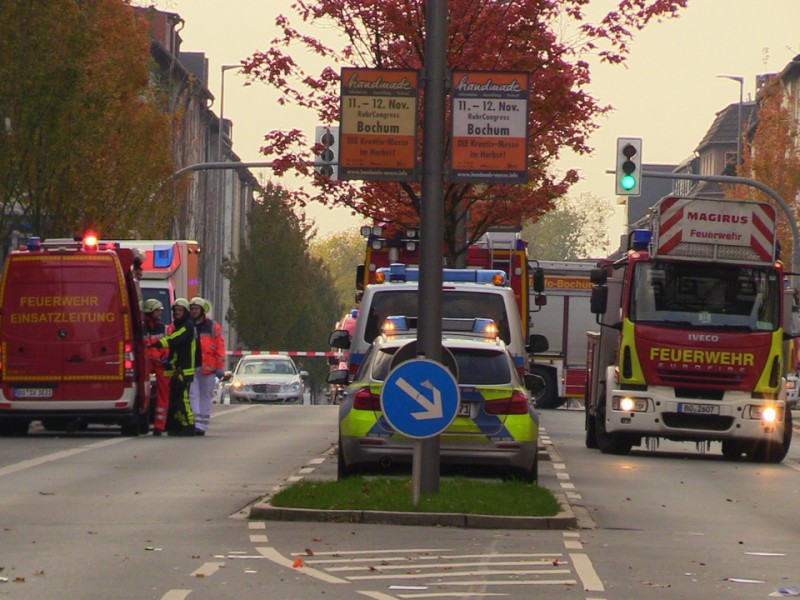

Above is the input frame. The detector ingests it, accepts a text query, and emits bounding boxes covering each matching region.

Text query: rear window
[364,290,511,344]
[370,347,510,385]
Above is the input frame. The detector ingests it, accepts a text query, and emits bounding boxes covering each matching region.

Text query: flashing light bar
[381,315,499,337]
[375,264,507,285]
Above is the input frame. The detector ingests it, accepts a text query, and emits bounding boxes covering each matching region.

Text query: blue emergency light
[631,229,652,251]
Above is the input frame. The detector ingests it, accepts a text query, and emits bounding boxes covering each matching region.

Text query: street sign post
[381,358,460,504]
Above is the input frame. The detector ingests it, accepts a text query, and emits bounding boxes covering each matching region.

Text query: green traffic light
[621,174,636,190]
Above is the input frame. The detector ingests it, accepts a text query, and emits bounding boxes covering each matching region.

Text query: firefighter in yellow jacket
[153,298,198,436]
[188,297,226,435]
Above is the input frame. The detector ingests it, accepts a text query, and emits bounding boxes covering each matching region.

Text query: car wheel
[337,438,355,479]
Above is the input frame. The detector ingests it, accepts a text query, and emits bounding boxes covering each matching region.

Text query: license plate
[15,388,53,398]
[457,402,471,417]
[678,402,719,415]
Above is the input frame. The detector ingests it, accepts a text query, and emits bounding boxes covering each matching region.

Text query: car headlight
[231,380,244,390]
[282,381,302,393]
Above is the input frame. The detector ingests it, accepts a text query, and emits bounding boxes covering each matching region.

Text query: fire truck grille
[668,241,762,263]
[252,384,281,393]
[657,370,745,389]
[663,413,734,431]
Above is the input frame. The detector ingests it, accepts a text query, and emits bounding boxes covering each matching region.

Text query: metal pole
[717,75,744,165]
[218,65,241,161]
[417,0,448,498]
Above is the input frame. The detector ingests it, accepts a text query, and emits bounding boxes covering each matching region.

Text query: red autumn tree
[243,0,686,264]
[725,78,800,270]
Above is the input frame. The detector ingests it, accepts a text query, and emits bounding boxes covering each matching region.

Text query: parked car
[228,356,308,404]
[328,317,543,481]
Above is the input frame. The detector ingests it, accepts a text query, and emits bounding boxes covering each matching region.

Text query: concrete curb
[248,493,577,530]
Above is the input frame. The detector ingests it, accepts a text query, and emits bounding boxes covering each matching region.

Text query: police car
[327,317,543,481]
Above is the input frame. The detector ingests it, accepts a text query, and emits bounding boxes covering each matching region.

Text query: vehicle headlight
[231,380,244,390]
[612,395,648,412]
[746,404,782,423]
[282,381,302,393]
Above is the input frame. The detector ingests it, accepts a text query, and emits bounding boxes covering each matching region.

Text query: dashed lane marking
[570,553,605,593]
[160,591,191,600]
[190,562,224,578]
[249,534,269,543]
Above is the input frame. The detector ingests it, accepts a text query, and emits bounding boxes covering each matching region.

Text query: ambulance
[0,235,150,435]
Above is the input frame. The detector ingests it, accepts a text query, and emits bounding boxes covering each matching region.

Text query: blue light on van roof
[26,237,41,251]
[375,266,506,285]
[153,245,175,268]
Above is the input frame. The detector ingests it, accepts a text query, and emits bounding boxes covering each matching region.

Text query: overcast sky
[149,0,800,238]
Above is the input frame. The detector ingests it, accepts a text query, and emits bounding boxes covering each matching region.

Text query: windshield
[630,261,781,331]
[371,347,511,385]
[364,290,511,344]
[237,359,296,375]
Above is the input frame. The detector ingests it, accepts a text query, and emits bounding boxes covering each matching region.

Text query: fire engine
[585,196,795,462]
[530,261,596,409]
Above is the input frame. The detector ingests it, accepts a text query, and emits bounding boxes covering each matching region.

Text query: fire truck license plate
[678,403,719,415]
[14,388,53,398]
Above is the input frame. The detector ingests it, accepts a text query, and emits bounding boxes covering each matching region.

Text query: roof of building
[695,101,758,152]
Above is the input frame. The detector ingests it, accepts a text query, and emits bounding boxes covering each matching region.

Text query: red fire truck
[585,196,794,462]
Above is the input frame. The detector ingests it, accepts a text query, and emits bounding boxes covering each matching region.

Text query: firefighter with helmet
[188,296,226,435]
[143,299,171,435]
[152,297,198,435]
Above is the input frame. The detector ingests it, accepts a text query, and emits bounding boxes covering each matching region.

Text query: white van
[331,265,546,377]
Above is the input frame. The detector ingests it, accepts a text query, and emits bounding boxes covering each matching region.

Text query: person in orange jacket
[188,297,226,435]
[142,299,170,435]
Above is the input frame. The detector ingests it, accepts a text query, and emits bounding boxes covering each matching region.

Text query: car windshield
[363,290,511,345]
[239,360,296,375]
[370,347,511,385]
[630,261,782,331]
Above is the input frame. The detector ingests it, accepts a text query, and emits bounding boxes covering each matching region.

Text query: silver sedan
[228,356,308,404]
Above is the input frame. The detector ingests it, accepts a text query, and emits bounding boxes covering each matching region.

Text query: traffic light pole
[641,170,800,282]
[416,0,448,500]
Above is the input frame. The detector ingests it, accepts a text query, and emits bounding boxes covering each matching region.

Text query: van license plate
[678,403,719,415]
[15,388,53,398]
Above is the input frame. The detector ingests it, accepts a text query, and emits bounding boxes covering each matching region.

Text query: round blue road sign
[381,358,460,439]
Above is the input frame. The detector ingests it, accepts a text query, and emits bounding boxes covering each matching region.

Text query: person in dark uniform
[153,298,198,436]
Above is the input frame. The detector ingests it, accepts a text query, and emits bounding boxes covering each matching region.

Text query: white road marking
[298,467,315,474]
[257,546,348,584]
[570,553,605,592]
[417,579,577,587]
[560,482,576,490]
[0,437,128,478]
[291,548,452,556]
[308,457,326,465]
[556,472,570,480]
[346,568,571,581]
[160,591,191,600]
[327,559,564,572]
[191,562,224,577]
[394,594,507,598]
[248,522,266,529]
[305,552,562,565]
[249,534,269,543]
[564,540,583,550]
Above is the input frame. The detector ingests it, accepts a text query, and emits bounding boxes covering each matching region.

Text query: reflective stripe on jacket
[195,317,226,374]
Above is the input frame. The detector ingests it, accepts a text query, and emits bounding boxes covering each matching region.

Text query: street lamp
[717,74,744,168]
[218,64,243,161]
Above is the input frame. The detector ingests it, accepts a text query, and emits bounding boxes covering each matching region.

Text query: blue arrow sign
[381,358,460,439]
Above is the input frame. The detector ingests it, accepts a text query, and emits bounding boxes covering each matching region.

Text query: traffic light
[314,125,339,180]
[615,137,642,196]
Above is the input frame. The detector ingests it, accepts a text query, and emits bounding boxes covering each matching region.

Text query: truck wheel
[721,440,744,460]
[531,369,565,409]
[751,409,792,463]
[585,408,598,449]
[595,403,632,455]
[0,419,29,436]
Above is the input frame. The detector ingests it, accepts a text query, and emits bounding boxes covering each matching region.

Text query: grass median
[269,476,561,517]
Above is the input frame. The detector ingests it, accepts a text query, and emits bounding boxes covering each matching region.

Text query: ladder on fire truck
[476,227,521,275]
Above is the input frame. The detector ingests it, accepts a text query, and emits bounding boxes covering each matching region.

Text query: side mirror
[299,370,309,378]
[589,268,607,285]
[221,371,232,382]
[524,373,546,396]
[327,369,348,386]
[590,285,608,315]
[528,334,549,353]
[327,356,339,366]
[531,267,545,293]
[329,329,351,349]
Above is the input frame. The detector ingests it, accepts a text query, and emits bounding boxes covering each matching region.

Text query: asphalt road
[1,404,799,599]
